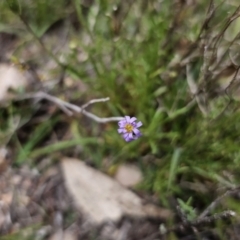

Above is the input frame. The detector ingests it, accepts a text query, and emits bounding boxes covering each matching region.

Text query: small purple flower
[118,116,142,142]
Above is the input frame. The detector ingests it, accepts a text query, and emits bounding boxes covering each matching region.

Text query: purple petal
[118,128,127,134]
[118,120,125,124]
[125,137,133,142]
[118,129,124,134]
[118,121,126,127]
[136,131,142,137]
[134,132,141,139]
[123,132,133,141]
[128,132,133,139]
[123,132,129,139]
[124,134,133,142]
[119,119,126,123]
[133,128,140,135]
[136,121,143,128]
[130,117,137,123]
[125,116,131,122]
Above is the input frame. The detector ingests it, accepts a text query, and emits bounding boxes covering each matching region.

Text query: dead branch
[186,65,208,116]
[198,187,240,219]
[159,210,236,237]
[19,91,124,123]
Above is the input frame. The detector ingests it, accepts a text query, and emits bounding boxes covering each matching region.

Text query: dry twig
[19,91,123,123]
[158,210,236,237]
[199,187,240,219]
[186,65,208,116]
[146,187,239,239]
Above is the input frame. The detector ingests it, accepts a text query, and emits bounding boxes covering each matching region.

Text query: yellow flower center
[124,123,133,133]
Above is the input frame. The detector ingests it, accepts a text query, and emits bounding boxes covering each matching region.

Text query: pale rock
[61,158,172,224]
[0,64,27,102]
[115,164,143,187]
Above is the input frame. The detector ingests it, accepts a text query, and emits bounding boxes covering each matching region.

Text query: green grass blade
[168,148,182,191]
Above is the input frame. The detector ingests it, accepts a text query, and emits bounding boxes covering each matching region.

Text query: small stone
[115,164,143,187]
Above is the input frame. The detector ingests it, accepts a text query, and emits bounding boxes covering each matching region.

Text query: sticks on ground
[199,186,240,219]
[160,210,236,236]
[158,187,240,237]
[20,91,124,123]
